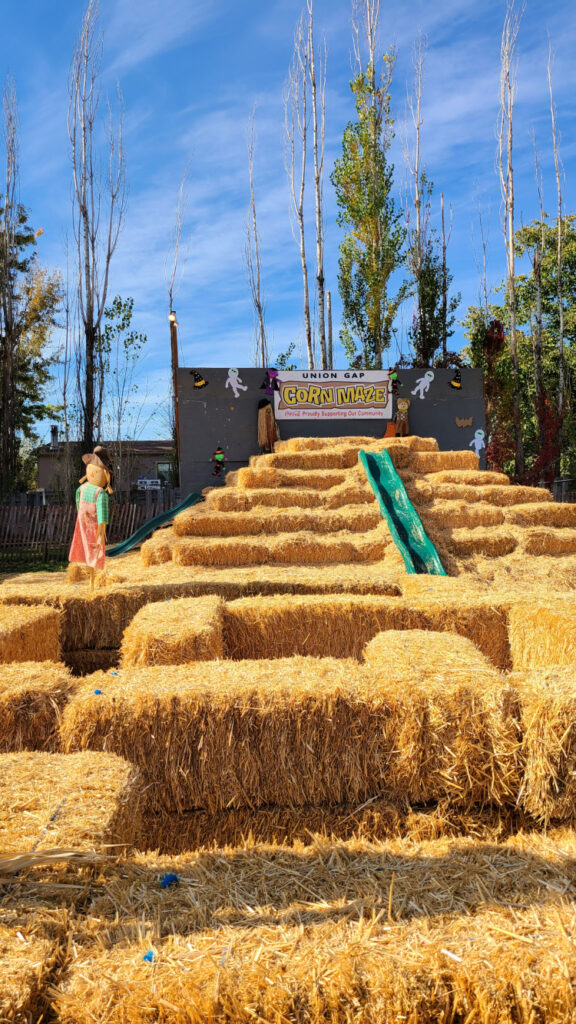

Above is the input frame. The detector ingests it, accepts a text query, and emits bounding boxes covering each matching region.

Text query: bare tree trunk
[165,166,190,486]
[441,193,447,364]
[326,289,333,368]
[285,16,314,369]
[245,109,268,368]
[548,45,565,438]
[307,0,327,369]
[0,77,18,490]
[531,137,545,437]
[497,0,524,478]
[68,0,125,452]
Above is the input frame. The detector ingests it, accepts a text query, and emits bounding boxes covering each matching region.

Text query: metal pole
[169,311,181,486]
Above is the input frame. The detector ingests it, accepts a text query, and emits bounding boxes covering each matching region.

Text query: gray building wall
[177,367,486,494]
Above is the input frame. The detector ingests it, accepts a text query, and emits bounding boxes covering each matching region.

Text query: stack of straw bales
[407,449,479,474]
[121,596,224,666]
[505,502,576,527]
[0,751,142,853]
[173,504,382,537]
[0,604,60,662]
[237,466,348,490]
[59,650,521,816]
[171,528,389,567]
[508,597,576,669]
[222,593,511,670]
[0,661,75,752]
[204,477,376,512]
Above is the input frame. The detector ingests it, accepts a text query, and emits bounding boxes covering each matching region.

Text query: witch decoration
[68,446,114,589]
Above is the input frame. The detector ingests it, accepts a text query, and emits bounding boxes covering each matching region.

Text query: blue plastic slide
[106,492,204,557]
[359,449,446,575]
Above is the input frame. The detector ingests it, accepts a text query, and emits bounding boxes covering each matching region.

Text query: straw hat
[82,446,114,491]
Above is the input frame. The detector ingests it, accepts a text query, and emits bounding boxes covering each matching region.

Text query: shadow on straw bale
[0,661,76,752]
[0,924,57,1024]
[448,528,518,557]
[121,596,224,666]
[0,604,61,663]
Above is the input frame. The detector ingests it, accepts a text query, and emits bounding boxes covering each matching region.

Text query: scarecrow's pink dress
[68,483,108,570]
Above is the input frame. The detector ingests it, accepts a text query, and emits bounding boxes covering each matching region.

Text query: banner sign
[274,370,392,420]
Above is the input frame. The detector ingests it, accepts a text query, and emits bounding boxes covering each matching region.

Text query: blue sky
[2,0,576,440]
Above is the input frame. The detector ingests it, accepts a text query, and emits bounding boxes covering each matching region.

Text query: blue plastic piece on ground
[160,872,179,888]
[106,492,204,557]
[93,689,102,695]
[143,950,155,963]
[359,449,447,576]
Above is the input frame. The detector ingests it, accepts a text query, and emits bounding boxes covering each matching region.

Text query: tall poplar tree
[331,35,406,368]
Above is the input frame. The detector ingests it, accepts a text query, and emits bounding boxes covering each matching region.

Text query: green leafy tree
[331,50,408,369]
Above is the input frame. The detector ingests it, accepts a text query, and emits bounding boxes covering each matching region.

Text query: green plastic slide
[106,492,204,557]
[359,449,447,575]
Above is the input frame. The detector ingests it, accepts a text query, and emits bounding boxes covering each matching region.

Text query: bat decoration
[260,368,282,395]
[190,370,208,389]
[455,416,473,428]
[448,368,462,389]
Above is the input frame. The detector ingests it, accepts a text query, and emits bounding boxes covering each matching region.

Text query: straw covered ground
[0,924,57,1024]
[0,660,76,752]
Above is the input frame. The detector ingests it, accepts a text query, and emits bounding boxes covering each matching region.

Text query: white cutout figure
[411,369,435,399]
[225,368,248,399]
[469,429,485,457]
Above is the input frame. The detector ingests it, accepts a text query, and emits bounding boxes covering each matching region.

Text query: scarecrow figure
[212,446,226,476]
[225,368,247,399]
[395,397,411,437]
[411,369,435,400]
[68,446,114,589]
[469,429,486,458]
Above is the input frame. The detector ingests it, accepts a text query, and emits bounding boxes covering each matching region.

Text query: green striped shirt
[76,483,109,525]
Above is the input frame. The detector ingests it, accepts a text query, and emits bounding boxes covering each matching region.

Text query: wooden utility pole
[169,310,181,485]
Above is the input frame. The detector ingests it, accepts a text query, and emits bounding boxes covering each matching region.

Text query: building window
[156,462,171,483]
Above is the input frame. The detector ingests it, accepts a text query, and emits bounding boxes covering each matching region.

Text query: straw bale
[0,661,75,752]
[223,593,511,669]
[508,597,576,670]
[399,573,493,601]
[204,481,376,512]
[0,603,60,663]
[361,630,520,806]
[255,448,361,469]
[420,500,505,529]
[524,526,576,555]
[510,667,576,821]
[59,587,185,651]
[0,751,142,853]
[424,469,511,486]
[448,527,518,557]
[402,477,434,503]
[121,596,224,666]
[237,466,348,490]
[63,657,436,813]
[407,449,479,473]
[53,900,576,1024]
[0,924,56,1024]
[139,528,176,566]
[67,563,127,588]
[277,435,380,451]
[429,482,552,505]
[505,501,576,527]
[172,529,388,567]
[173,504,382,537]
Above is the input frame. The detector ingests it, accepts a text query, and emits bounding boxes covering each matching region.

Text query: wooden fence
[0,502,154,568]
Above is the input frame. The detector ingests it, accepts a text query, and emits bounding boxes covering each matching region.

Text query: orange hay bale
[0,750,143,853]
[140,529,176,566]
[277,435,380,452]
[429,483,552,505]
[121,596,224,666]
[172,530,388,567]
[419,501,505,529]
[511,666,576,822]
[448,528,518,557]
[223,593,511,670]
[173,504,382,537]
[524,527,576,555]
[361,630,520,807]
[0,661,76,752]
[407,450,479,473]
[508,598,576,670]
[237,466,348,490]
[0,604,60,663]
[424,469,510,486]
[505,502,576,528]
